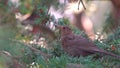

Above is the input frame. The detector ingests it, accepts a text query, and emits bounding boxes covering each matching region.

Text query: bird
[56,25,120,59]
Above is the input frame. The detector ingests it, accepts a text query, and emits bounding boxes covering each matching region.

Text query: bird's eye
[63,27,66,29]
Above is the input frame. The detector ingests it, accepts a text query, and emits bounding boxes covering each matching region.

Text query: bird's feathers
[60,25,120,59]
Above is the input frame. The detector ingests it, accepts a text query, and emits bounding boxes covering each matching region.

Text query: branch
[78,0,86,10]
[10,39,52,60]
[25,44,52,60]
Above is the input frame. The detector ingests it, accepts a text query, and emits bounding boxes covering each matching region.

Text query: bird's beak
[55,24,62,29]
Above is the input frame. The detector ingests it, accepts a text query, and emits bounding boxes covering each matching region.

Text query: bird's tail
[95,49,120,60]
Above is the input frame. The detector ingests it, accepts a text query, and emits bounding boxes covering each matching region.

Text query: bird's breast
[61,35,75,47]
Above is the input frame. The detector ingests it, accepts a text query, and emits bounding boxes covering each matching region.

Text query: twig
[25,44,52,60]
[9,39,52,60]
[78,0,86,10]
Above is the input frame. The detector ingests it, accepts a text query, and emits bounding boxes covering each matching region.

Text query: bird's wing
[64,35,101,52]
[62,35,120,59]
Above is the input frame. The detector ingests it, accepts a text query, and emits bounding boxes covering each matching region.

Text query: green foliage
[58,18,69,25]
[35,5,50,24]
[29,39,120,68]
[19,0,34,14]
[103,13,120,34]
[107,27,120,43]
[0,26,23,56]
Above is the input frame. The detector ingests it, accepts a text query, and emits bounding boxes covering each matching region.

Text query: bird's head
[55,25,73,35]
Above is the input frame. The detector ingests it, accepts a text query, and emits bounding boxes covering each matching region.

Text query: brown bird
[56,25,120,59]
